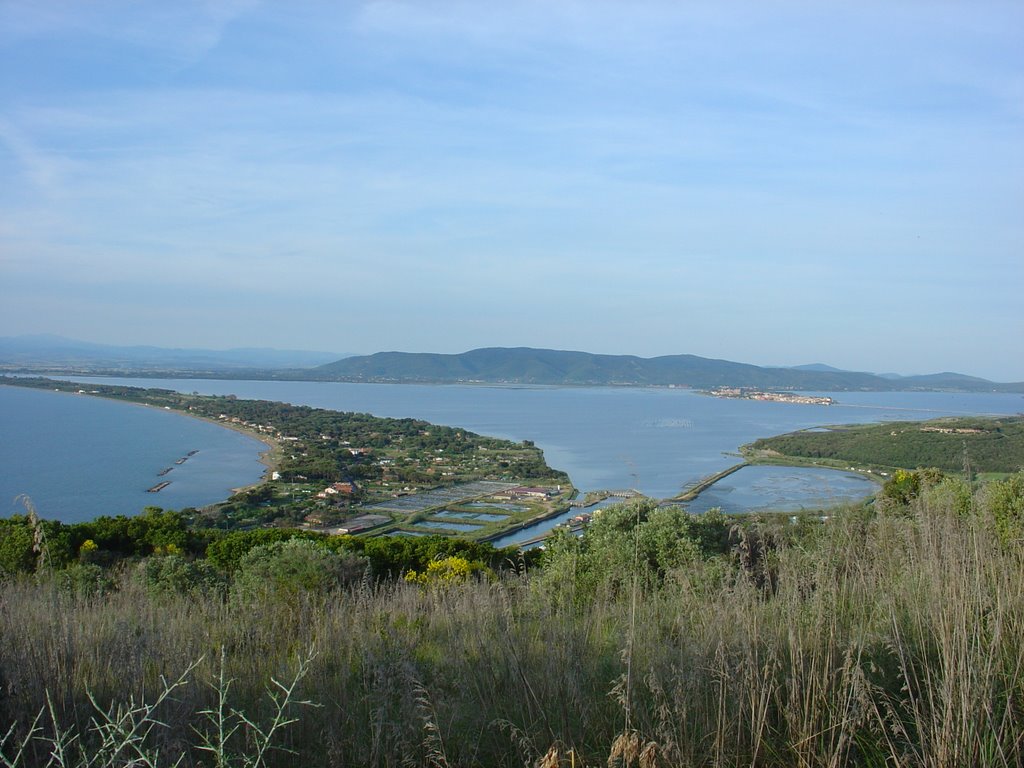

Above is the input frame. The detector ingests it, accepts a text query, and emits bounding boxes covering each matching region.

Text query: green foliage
[920,475,974,517]
[343,535,511,578]
[65,508,196,561]
[52,563,116,597]
[0,517,35,575]
[881,467,946,505]
[752,416,1024,474]
[540,501,731,599]
[233,539,367,599]
[137,555,226,598]
[3,478,1024,766]
[882,468,923,504]
[985,472,1024,545]
[205,528,325,573]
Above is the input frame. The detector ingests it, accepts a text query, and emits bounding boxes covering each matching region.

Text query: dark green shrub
[138,554,226,598]
[233,538,367,598]
[52,563,116,597]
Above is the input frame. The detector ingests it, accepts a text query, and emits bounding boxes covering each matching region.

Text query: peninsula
[1,376,571,538]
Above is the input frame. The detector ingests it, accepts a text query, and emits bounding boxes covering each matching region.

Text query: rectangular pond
[458,501,530,513]
[414,521,484,533]
[432,511,510,521]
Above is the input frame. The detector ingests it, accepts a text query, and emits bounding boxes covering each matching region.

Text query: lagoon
[0,385,268,521]
[6,377,1023,522]
[686,465,879,515]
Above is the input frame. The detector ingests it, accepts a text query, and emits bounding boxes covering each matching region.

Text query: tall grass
[1,485,1022,766]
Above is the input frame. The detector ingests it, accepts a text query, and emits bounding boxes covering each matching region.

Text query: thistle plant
[0,650,316,768]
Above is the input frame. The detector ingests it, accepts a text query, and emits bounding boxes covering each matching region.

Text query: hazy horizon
[2,2,1022,380]
[4,332,1022,383]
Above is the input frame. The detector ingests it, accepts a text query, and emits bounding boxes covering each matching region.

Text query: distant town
[706,388,835,405]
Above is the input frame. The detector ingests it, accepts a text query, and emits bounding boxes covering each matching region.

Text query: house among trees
[316,481,357,499]
[335,514,389,535]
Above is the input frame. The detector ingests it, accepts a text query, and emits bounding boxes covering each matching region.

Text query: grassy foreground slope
[747,415,1024,475]
[2,471,1024,767]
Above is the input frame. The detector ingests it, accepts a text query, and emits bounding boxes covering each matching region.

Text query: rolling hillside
[312,347,1024,391]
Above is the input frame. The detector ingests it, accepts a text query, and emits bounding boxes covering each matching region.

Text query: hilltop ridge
[312,347,1024,392]
[4,337,1022,392]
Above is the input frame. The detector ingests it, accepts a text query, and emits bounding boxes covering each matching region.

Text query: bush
[985,471,1024,545]
[233,539,367,599]
[0,517,35,576]
[138,555,226,598]
[404,555,479,588]
[52,563,115,597]
[205,528,325,572]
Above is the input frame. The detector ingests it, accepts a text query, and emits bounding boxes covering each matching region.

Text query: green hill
[312,347,1024,391]
[748,416,1024,474]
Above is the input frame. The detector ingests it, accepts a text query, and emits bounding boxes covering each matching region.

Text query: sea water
[7,377,1023,522]
[0,385,267,521]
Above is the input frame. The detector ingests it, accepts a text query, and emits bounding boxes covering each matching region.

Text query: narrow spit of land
[0,376,571,537]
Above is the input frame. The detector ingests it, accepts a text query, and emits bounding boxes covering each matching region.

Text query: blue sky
[1,1,1022,380]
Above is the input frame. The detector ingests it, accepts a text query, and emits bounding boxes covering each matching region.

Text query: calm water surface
[0,385,268,521]
[686,465,878,514]
[7,377,1022,522]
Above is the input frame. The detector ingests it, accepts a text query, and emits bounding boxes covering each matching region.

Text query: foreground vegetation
[2,469,1023,766]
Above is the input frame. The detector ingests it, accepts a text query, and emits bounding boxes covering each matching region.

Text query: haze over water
[4,377,1019,522]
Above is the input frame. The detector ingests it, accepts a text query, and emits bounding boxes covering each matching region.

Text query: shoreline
[190,416,280,495]
[2,382,279,504]
[141,408,280,497]
[106,395,281,496]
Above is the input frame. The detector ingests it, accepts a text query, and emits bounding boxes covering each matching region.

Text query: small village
[707,388,835,405]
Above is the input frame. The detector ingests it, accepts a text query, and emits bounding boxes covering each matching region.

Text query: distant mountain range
[0,335,346,371]
[312,347,1024,393]
[3,337,1022,392]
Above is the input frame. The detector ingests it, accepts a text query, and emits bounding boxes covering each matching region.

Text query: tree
[986,472,1024,545]
[0,517,35,575]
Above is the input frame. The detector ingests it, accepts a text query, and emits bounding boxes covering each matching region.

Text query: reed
[1,480,1021,766]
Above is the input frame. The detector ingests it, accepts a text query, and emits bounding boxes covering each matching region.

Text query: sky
[1,1,1022,380]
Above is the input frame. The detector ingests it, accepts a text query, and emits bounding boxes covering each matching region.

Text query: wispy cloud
[0,118,77,193]
[0,1,1021,376]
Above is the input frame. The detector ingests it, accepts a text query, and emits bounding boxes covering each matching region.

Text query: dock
[568,489,642,508]
[672,462,748,502]
[172,450,199,466]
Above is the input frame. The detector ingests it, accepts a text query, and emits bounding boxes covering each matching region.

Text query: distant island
[3,336,1023,392]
